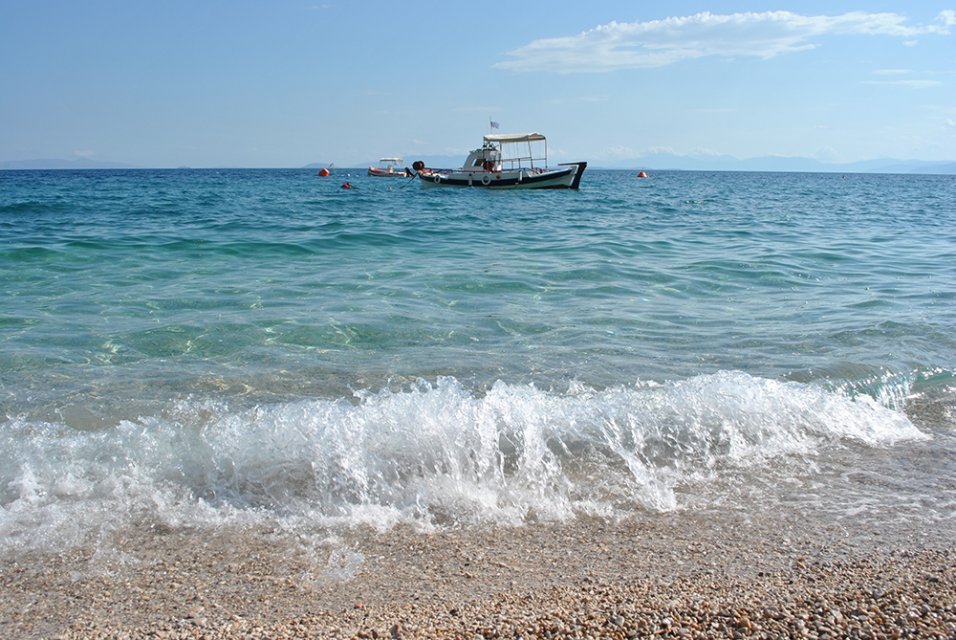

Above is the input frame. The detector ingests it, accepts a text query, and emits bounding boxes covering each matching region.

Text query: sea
[1,168,954,557]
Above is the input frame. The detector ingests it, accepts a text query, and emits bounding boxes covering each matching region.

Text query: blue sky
[2,1,954,168]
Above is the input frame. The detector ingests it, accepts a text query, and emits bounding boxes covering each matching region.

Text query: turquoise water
[1,168,954,551]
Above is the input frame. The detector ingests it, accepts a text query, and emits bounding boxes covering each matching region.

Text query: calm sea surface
[1,168,954,553]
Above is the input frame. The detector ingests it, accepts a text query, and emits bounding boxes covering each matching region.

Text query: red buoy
[318,167,330,177]
[637,170,648,178]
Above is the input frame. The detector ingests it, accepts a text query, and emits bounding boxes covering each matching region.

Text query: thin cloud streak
[495,10,955,73]
[863,79,942,89]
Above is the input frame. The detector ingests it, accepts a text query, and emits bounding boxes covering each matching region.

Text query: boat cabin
[462,133,549,172]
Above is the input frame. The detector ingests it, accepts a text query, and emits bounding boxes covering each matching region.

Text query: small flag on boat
[490,119,500,129]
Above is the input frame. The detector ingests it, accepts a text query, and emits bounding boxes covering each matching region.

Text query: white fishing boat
[367,157,409,178]
[412,133,586,189]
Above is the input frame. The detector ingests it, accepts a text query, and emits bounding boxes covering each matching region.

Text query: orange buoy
[318,167,330,177]
[637,170,648,178]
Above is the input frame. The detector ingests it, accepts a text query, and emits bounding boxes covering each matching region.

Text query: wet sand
[2,511,954,639]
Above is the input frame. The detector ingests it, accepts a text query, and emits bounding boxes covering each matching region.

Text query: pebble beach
[3,510,954,639]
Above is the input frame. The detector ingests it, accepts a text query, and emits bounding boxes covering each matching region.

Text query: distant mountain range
[4,154,954,174]
[401,153,955,175]
[598,152,956,175]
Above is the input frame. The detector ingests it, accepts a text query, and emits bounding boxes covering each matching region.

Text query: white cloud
[602,144,641,159]
[688,147,729,157]
[496,10,955,73]
[863,79,942,89]
[646,146,677,155]
[866,68,942,89]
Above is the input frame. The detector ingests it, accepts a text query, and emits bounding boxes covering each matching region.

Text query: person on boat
[411,160,433,177]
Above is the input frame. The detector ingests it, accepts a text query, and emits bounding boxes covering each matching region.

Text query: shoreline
[2,512,954,638]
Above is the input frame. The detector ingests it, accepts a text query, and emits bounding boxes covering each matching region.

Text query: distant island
[3,155,953,174]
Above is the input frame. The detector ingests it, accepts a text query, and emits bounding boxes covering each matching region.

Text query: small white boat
[413,133,586,190]
[367,157,409,178]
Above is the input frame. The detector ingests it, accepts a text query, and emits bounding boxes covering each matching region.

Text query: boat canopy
[378,157,402,163]
[483,133,546,144]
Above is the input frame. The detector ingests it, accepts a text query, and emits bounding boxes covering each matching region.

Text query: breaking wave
[0,371,927,553]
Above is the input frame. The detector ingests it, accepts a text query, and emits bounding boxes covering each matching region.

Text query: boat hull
[367,167,409,178]
[418,162,586,190]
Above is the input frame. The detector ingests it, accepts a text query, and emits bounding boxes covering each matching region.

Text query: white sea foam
[0,372,927,553]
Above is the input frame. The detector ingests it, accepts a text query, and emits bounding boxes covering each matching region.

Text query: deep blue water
[1,168,954,552]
